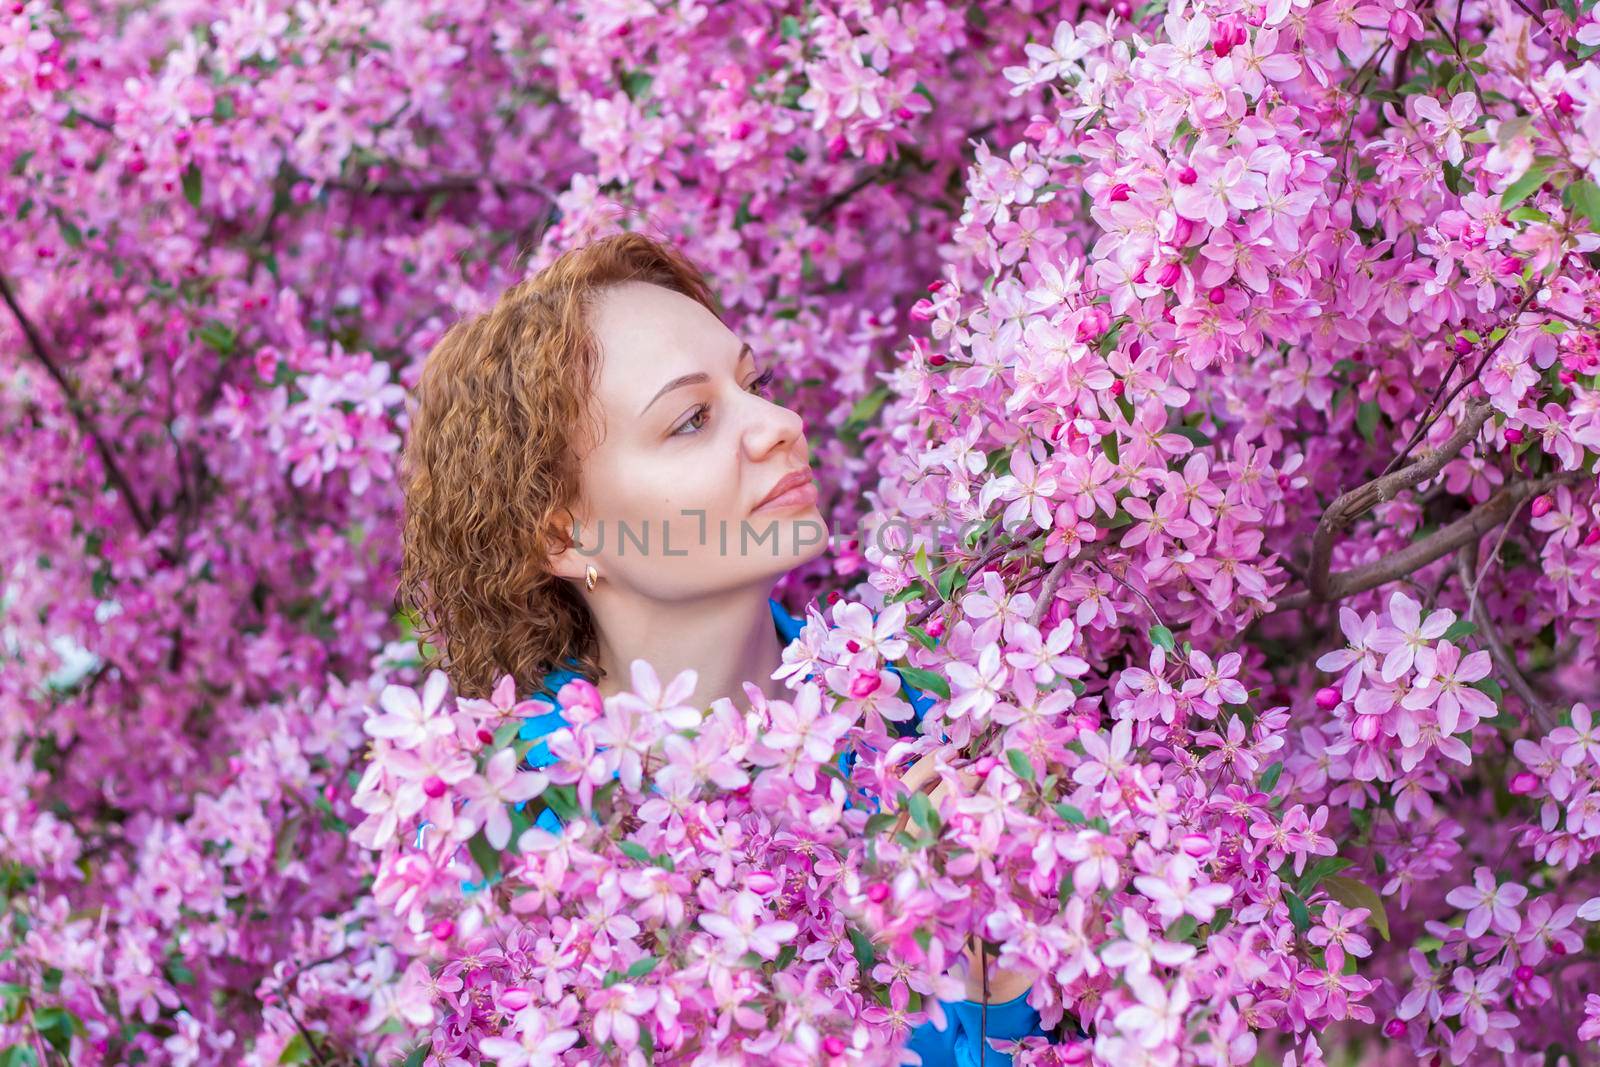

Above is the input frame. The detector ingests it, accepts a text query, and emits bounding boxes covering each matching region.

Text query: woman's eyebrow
[638,342,753,415]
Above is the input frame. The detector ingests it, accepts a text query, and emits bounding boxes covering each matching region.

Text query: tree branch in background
[0,271,156,538]
[1280,468,1590,611]
[1307,399,1495,602]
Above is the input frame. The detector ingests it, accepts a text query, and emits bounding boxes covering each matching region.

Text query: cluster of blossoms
[6,0,1600,1063]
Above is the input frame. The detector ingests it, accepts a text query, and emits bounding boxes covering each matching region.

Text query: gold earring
[585,564,598,591]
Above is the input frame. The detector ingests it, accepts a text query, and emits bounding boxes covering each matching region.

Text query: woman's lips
[752,478,818,513]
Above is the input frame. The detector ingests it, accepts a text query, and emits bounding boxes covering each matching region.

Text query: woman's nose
[743,393,806,457]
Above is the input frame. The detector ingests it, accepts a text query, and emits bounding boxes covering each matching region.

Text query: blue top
[515,596,1055,1065]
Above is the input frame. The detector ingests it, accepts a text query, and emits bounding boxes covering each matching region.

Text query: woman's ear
[543,507,591,583]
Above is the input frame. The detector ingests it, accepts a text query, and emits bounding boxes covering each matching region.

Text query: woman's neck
[589,587,788,712]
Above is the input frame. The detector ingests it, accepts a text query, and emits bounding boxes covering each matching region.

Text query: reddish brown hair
[397,231,723,699]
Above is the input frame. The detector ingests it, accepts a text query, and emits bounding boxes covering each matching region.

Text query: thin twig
[1455,543,1556,731]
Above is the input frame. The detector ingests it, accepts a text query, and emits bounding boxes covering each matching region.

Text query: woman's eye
[670,370,778,437]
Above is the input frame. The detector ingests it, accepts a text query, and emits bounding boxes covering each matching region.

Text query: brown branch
[0,272,156,536]
[1309,399,1494,601]
[1455,543,1558,732]
[1279,469,1590,611]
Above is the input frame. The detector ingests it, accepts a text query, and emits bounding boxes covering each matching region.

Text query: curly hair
[397,231,724,701]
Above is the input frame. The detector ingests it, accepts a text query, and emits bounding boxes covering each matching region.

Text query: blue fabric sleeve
[906,988,1048,1066]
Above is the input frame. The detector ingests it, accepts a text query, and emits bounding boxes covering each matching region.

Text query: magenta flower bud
[1180,833,1213,858]
[731,120,753,140]
[476,728,494,745]
[1112,0,1132,15]
[926,616,946,638]
[1384,1019,1407,1038]
[1352,714,1380,741]
[1209,286,1226,304]
[1559,368,1577,384]
[827,590,843,605]
[1177,165,1198,185]
[423,775,448,799]
[500,986,535,1011]
[1111,378,1126,396]
[1233,24,1248,44]
[1454,335,1473,355]
[927,280,945,293]
[850,670,882,699]
[1496,254,1521,275]
[430,918,456,941]
[1315,686,1340,710]
[1504,427,1525,443]
[1157,260,1182,287]
[895,105,916,121]
[1514,964,1534,982]
[1133,262,1150,284]
[845,639,862,654]
[1584,526,1600,545]
[823,1035,847,1056]
[826,134,849,163]
[974,755,998,777]
[1557,90,1575,115]
[1171,217,1196,246]
[1508,771,1540,794]
[1531,494,1554,518]
[747,870,779,895]
[1213,30,1235,57]
[866,882,891,904]
[929,352,947,366]
[1108,182,1132,202]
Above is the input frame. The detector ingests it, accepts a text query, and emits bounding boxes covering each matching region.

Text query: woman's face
[553,281,829,601]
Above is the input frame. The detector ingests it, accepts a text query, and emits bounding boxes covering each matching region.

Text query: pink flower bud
[1496,254,1521,275]
[1315,687,1341,710]
[1209,286,1226,304]
[895,105,916,121]
[866,882,891,904]
[850,671,883,699]
[1559,368,1577,384]
[1454,335,1473,355]
[926,616,945,638]
[1157,261,1182,288]
[1584,526,1600,545]
[423,775,448,799]
[1508,771,1540,795]
[929,352,947,366]
[1514,964,1534,982]
[1556,90,1574,115]
[1352,714,1381,741]
[846,639,862,653]
[731,120,753,141]
[1180,833,1212,858]
[1213,29,1235,57]
[823,1035,846,1056]
[747,870,779,895]
[500,986,535,1011]
[1177,165,1198,185]
[827,590,843,605]
[1531,494,1554,518]
[1504,427,1525,443]
[477,728,494,745]
[1384,1019,1407,1038]
[974,755,998,777]
[827,134,849,164]
[430,918,456,941]
[1108,182,1132,202]
[1110,378,1126,396]
[1171,217,1196,246]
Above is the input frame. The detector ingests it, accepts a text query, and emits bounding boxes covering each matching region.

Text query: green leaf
[907,624,938,651]
[1165,915,1198,943]
[847,926,877,971]
[1471,677,1504,704]
[198,320,237,356]
[1258,762,1283,793]
[779,14,802,37]
[894,665,949,701]
[1053,802,1087,824]
[56,216,83,249]
[1285,889,1310,932]
[935,565,965,602]
[0,1049,40,1067]
[1442,619,1478,642]
[908,790,933,830]
[1322,875,1391,941]
[863,811,897,837]
[1499,165,1548,209]
[182,163,204,209]
[1566,178,1600,231]
[626,955,660,978]
[277,1033,311,1065]
[1148,624,1175,652]
[620,69,654,101]
[618,841,652,864]
[844,386,891,430]
[1297,856,1355,895]
[467,829,500,881]
[1005,748,1035,783]
[1356,400,1381,443]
